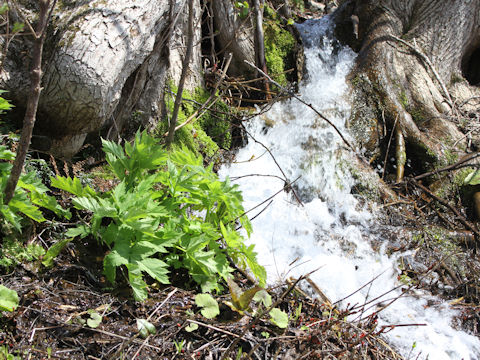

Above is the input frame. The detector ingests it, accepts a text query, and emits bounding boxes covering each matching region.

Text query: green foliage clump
[0,93,70,234]
[263,17,296,87]
[234,1,250,18]
[54,131,265,301]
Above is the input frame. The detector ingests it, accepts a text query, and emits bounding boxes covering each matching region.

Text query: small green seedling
[86,310,102,328]
[185,322,199,332]
[269,308,288,329]
[174,339,185,354]
[136,318,156,338]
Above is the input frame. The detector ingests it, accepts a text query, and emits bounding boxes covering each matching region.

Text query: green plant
[0,345,19,360]
[0,145,70,233]
[160,84,233,158]
[269,307,288,328]
[0,236,45,269]
[174,339,185,354]
[136,318,156,338]
[264,20,296,87]
[54,131,265,301]
[234,1,249,18]
[195,293,220,319]
[0,285,18,312]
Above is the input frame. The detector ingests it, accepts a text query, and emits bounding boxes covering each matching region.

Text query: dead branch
[166,0,195,147]
[3,0,56,206]
[395,123,406,182]
[411,179,480,239]
[413,152,480,181]
[253,0,271,99]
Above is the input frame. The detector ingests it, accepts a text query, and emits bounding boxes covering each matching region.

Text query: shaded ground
[1,259,404,359]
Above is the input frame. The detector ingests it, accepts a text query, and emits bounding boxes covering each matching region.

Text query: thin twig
[241,124,304,205]
[382,114,398,180]
[412,152,480,181]
[236,175,301,221]
[186,319,241,338]
[410,179,480,239]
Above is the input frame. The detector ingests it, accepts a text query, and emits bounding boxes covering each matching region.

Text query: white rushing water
[219,17,480,359]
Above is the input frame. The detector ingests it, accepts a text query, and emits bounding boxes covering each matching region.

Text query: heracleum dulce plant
[53,131,266,301]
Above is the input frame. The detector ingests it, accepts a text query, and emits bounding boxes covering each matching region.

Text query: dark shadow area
[462,44,480,86]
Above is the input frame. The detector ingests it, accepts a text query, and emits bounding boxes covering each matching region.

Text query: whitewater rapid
[219,17,480,360]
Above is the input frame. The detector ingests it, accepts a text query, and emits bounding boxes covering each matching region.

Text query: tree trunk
[335,0,480,175]
[0,0,203,158]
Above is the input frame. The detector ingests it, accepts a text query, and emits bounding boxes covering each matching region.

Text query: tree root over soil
[0,266,406,359]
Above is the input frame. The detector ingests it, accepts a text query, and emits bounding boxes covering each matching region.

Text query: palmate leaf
[127,264,148,301]
[0,205,22,232]
[67,224,92,239]
[103,240,131,284]
[136,258,169,284]
[51,176,96,197]
[18,171,49,193]
[8,198,45,222]
[29,190,71,219]
[0,145,15,161]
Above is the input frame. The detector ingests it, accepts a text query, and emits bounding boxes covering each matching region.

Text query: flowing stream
[219,17,480,359]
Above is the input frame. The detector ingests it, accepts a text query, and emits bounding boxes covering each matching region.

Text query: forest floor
[1,248,405,360]
[1,153,479,360]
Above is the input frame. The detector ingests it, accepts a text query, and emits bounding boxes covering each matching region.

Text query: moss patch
[158,84,235,160]
[263,12,296,87]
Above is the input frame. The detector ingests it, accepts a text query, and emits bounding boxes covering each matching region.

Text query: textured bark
[335,0,480,172]
[166,0,194,148]
[211,0,256,77]
[0,0,203,158]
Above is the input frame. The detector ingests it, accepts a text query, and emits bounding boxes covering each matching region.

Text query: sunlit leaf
[226,277,262,311]
[0,285,18,312]
[253,290,272,308]
[185,322,199,332]
[195,293,219,319]
[269,308,288,328]
[86,310,102,328]
[464,169,480,185]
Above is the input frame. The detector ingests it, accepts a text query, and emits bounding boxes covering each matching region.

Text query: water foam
[219,17,480,360]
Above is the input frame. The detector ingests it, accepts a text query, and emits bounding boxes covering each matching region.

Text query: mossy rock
[263,11,296,87]
[159,84,237,161]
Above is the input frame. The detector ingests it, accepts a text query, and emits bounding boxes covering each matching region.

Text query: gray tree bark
[0,0,203,158]
[335,0,480,175]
